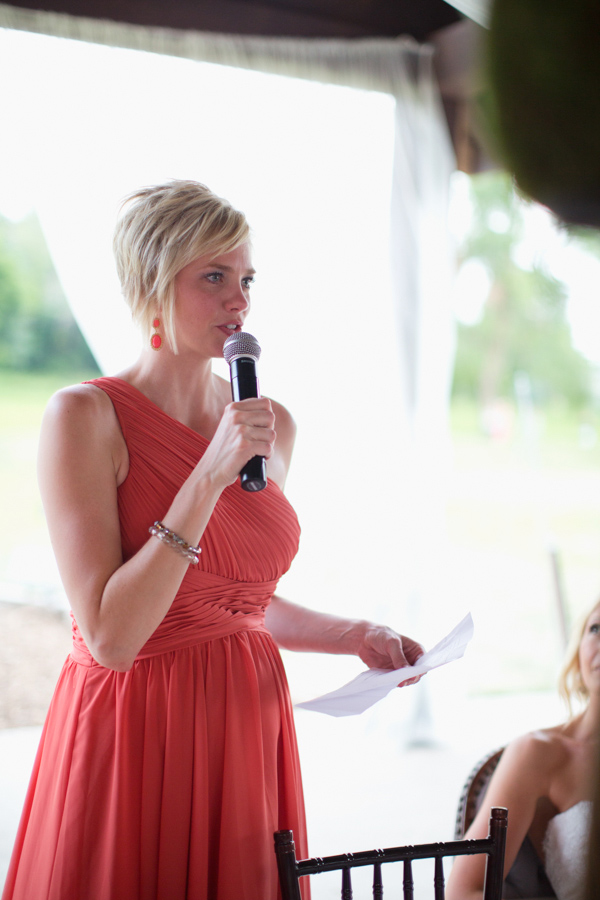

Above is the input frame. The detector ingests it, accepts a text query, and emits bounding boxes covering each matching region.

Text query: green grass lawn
[0,371,98,429]
[0,370,98,605]
[446,398,600,694]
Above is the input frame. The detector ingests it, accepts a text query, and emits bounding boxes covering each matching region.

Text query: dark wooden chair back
[455,747,504,839]
[274,806,508,900]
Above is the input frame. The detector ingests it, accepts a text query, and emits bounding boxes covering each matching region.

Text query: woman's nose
[225,283,250,311]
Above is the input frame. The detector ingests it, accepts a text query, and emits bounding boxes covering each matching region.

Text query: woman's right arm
[38,385,275,671]
[446,732,555,900]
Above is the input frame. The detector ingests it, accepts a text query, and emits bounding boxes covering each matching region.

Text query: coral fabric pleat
[3,378,309,900]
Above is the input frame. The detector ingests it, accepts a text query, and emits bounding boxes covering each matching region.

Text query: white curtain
[0,2,455,399]
[0,5,456,596]
[0,6,457,852]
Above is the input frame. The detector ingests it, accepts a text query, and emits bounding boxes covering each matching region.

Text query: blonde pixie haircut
[113,180,250,353]
[558,598,600,717]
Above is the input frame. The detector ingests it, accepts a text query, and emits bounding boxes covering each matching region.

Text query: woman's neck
[117,349,230,436]
[570,695,600,742]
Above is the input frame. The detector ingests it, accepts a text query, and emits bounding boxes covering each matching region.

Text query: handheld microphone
[223,331,267,493]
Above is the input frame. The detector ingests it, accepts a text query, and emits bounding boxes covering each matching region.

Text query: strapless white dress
[543,800,592,900]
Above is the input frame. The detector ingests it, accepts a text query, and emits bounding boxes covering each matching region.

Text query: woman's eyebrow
[206,263,256,276]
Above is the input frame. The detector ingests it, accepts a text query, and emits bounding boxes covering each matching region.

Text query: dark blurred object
[486,0,600,228]
[1,0,461,41]
[584,731,600,900]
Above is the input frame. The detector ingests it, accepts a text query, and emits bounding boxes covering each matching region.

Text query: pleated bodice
[70,376,301,661]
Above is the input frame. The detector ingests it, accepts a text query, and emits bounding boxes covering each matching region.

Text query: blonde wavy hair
[558,598,600,717]
[113,180,250,353]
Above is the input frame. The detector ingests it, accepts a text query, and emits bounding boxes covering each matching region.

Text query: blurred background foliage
[0,212,99,373]
[452,171,599,412]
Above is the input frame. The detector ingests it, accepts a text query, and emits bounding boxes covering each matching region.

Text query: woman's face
[578,603,600,694]
[172,243,255,358]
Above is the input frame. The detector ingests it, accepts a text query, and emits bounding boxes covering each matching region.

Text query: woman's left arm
[265,400,423,673]
[265,595,424,673]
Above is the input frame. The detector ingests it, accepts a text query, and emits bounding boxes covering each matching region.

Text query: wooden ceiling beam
[432,19,495,173]
[1,0,461,40]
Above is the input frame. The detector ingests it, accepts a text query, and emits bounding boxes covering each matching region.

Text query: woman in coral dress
[2,180,423,900]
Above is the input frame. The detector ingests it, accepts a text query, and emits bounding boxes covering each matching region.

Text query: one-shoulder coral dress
[2,377,309,900]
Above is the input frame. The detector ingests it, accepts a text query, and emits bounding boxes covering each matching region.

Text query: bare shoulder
[464,727,565,840]
[44,381,115,425]
[501,726,568,778]
[40,382,127,481]
[449,726,567,898]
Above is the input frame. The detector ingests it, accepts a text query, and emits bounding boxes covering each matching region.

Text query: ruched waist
[70,575,278,666]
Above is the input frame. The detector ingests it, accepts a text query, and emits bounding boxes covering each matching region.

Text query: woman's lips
[218,324,242,336]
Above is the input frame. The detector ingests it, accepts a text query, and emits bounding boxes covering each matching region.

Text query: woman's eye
[590,623,600,634]
[206,272,223,283]
[242,277,255,289]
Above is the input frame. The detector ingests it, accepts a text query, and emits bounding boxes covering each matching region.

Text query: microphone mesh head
[223,331,261,365]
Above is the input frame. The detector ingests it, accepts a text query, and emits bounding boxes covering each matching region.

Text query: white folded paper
[295,612,474,717]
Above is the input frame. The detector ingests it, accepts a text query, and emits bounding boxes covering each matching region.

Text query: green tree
[0,243,23,368]
[452,171,593,408]
[0,213,100,373]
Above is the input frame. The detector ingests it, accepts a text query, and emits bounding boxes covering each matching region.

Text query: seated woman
[447,598,599,900]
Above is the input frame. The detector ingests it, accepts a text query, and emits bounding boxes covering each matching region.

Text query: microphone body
[223,332,267,493]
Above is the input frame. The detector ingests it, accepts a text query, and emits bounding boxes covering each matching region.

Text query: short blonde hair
[113,180,250,352]
[558,598,600,716]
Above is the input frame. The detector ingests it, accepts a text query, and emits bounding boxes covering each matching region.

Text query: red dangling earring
[150,317,162,351]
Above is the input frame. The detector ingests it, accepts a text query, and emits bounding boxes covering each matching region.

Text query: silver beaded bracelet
[148,521,202,565]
